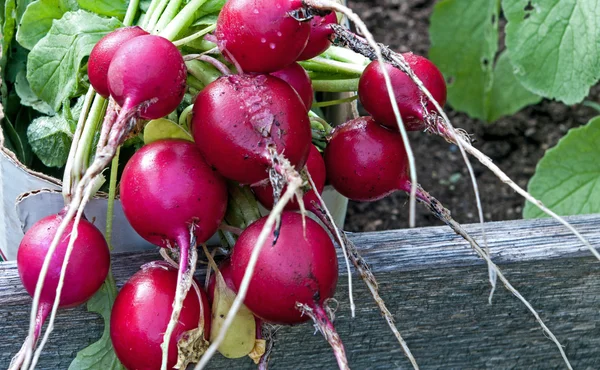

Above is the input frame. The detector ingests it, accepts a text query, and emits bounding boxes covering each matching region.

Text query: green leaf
[5,42,28,83]
[77,0,126,19]
[524,117,600,219]
[27,112,73,167]
[68,282,125,370]
[2,0,17,103]
[429,0,541,122]
[13,105,35,166]
[15,70,55,115]
[16,0,79,50]
[143,118,193,144]
[26,10,121,111]
[487,51,542,122]
[504,0,600,105]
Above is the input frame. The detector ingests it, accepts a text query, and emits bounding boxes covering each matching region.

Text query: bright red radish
[119,139,227,249]
[325,116,410,201]
[107,34,186,120]
[252,145,325,211]
[111,262,211,370]
[191,74,311,185]
[215,0,310,73]
[358,53,447,131]
[271,62,314,110]
[88,26,148,98]
[297,12,338,61]
[13,213,109,365]
[229,212,338,324]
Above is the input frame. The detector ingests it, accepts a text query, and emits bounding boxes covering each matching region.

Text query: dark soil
[344,0,600,232]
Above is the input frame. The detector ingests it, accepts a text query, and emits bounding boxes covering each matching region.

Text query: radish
[10,213,109,369]
[228,212,348,367]
[229,212,338,324]
[215,0,311,73]
[119,139,227,369]
[110,261,211,370]
[297,12,338,61]
[107,34,187,120]
[325,116,409,201]
[271,62,314,110]
[88,26,149,98]
[191,74,311,185]
[252,144,325,211]
[358,53,447,131]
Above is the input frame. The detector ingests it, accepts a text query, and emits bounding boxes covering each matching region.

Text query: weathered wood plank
[2,214,600,369]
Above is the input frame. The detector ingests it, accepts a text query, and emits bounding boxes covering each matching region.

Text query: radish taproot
[271,62,314,110]
[119,139,227,369]
[358,53,447,131]
[10,213,109,370]
[191,74,311,185]
[110,262,211,370]
[88,26,149,98]
[252,144,325,211]
[215,0,311,73]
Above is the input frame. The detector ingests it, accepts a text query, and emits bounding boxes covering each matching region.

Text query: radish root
[297,300,350,370]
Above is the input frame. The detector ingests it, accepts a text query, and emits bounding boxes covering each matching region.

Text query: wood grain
[2,214,600,369]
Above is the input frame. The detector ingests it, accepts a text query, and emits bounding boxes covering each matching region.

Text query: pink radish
[88,26,149,98]
[297,12,338,61]
[119,139,227,369]
[271,62,314,110]
[358,53,446,131]
[229,212,338,324]
[252,144,325,211]
[324,116,410,201]
[110,262,211,370]
[11,213,109,369]
[107,34,186,120]
[191,74,311,185]
[215,0,310,73]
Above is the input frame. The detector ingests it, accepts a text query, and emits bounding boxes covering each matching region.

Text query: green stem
[159,0,210,41]
[145,0,170,32]
[153,0,183,34]
[105,146,120,251]
[123,0,140,26]
[225,182,262,229]
[179,105,194,130]
[186,74,205,90]
[299,57,365,76]
[312,78,359,92]
[186,59,222,86]
[173,24,216,47]
[141,0,162,28]
[583,100,600,114]
[320,45,369,65]
[313,94,358,108]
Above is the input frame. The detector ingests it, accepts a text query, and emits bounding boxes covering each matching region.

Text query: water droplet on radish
[277,32,282,37]
[260,37,266,43]
[269,43,276,49]
[253,8,259,14]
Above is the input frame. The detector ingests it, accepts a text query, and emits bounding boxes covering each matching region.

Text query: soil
[344,0,600,232]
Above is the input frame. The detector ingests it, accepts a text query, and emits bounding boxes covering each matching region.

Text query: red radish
[191,74,311,185]
[120,139,227,249]
[229,212,338,324]
[111,262,211,370]
[215,0,310,73]
[358,53,446,131]
[11,213,109,368]
[297,12,338,61]
[252,145,325,211]
[88,26,149,98]
[271,62,314,110]
[107,34,186,120]
[324,116,410,201]
[119,139,227,369]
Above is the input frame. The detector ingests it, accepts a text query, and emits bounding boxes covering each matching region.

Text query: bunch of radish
[11,0,590,369]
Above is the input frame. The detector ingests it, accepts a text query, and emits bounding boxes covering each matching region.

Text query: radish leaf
[524,117,600,218]
[16,0,79,50]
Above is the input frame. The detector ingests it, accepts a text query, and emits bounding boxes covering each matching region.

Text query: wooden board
[2,214,600,369]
